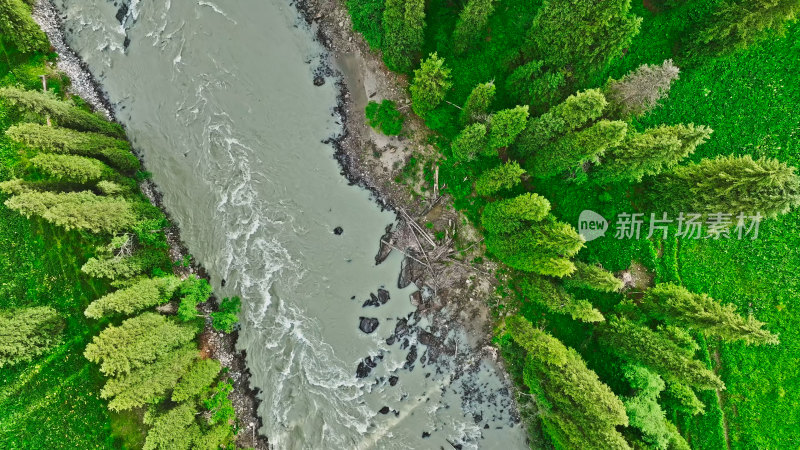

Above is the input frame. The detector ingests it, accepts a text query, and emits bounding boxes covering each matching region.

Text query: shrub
[365,99,404,135]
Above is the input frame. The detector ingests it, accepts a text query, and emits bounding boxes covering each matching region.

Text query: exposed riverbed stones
[358,317,379,334]
[362,288,390,307]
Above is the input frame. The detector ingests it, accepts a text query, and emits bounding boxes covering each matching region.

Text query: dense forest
[0,1,242,447]
[349,0,800,448]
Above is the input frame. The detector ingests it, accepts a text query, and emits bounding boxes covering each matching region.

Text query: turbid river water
[50,0,528,448]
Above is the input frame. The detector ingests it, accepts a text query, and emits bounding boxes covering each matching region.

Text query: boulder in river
[313,75,325,86]
[356,355,382,378]
[333,226,343,235]
[362,288,390,307]
[359,317,379,334]
[378,406,390,414]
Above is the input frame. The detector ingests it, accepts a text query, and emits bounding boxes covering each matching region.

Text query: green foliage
[0,0,49,53]
[663,382,705,416]
[6,123,138,172]
[203,379,235,426]
[365,99,404,135]
[564,261,623,293]
[29,153,110,183]
[452,0,495,55]
[481,192,550,234]
[410,53,452,117]
[96,180,125,195]
[518,274,605,323]
[527,0,642,81]
[81,248,165,280]
[505,60,566,114]
[84,276,182,319]
[84,312,197,377]
[346,0,385,49]
[0,87,125,137]
[450,122,487,161]
[0,306,63,367]
[507,315,630,449]
[475,160,524,196]
[177,276,212,322]
[621,364,689,450]
[642,282,779,345]
[459,81,495,125]
[142,402,200,450]
[4,189,138,234]
[211,296,241,333]
[595,123,712,183]
[527,120,628,178]
[601,316,724,390]
[172,358,222,403]
[604,59,680,118]
[381,0,425,72]
[487,105,528,149]
[654,154,800,218]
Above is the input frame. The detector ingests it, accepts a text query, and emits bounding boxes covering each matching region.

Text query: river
[49,0,528,448]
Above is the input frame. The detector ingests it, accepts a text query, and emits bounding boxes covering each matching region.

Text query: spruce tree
[485,218,584,277]
[564,261,624,292]
[84,276,182,319]
[596,124,712,183]
[410,53,452,117]
[4,190,138,234]
[84,312,197,376]
[487,105,529,150]
[505,60,566,114]
[30,153,110,183]
[507,315,630,449]
[451,122,487,161]
[475,161,525,196]
[0,306,64,367]
[527,0,641,81]
[0,0,49,53]
[643,283,779,345]
[0,87,125,137]
[600,316,724,390]
[452,0,495,55]
[459,82,495,125]
[690,0,800,56]
[656,154,800,218]
[518,274,605,323]
[605,60,680,118]
[382,0,426,72]
[172,358,222,402]
[6,123,139,172]
[527,120,627,178]
[81,248,164,280]
[143,402,202,450]
[481,192,551,234]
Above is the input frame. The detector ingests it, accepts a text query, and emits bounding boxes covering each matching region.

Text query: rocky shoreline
[31,1,268,448]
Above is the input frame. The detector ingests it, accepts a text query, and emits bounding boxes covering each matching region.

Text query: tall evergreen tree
[518,274,605,322]
[452,0,495,55]
[84,276,182,319]
[486,217,584,277]
[4,190,138,234]
[564,261,624,292]
[0,0,49,53]
[600,316,724,390]
[6,123,139,172]
[30,153,110,183]
[527,120,627,178]
[172,358,222,402]
[507,315,630,449]
[143,402,202,450]
[459,82,495,125]
[690,0,800,56]
[481,192,551,235]
[596,124,712,183]
[527,0,641,82]
[0,306,64,367]
[410,53,452,117]
[643,283,779,345]
[605,60,681,118]
[487,105,529,150]
[655,155,800,218]
[382,0,426,72]
[0,87,125,137]
[475,161,525,196]
[451,122,488,161]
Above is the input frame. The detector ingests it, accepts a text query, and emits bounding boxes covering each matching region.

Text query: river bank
[31,1,268,448]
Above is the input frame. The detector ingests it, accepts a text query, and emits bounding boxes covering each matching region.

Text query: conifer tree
[410,53,452,117]
[527,120,627,178]
[690,0,800,56]
[84,276,182,319]
[0,87,125,137]
[643,283,779,345]
[0,306,64,367]
[81,248,164,280]
[459,82,495,125]
[172,358,222,402]
[596,124,712,183]
[475,161,525,196]
[481,192,551,235]
[505,61,566,114]
[564,261,624,292]
[4,190,138,234]
[84,312,197,376]
[527,0,641,81]
[507,315,630,449]
[663,382,705,416]
[6,123,139,172]
[30,153,110,183]
[656,155,800,218]
[605,60,680,118]
[451,123,487,161]
[452,0,495,55]
[600,316,724,390]
[518,275,605,322]
[487,105,529,150]
[382,0,426,72]
[143,402,201,450]
[0,0,49,53]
